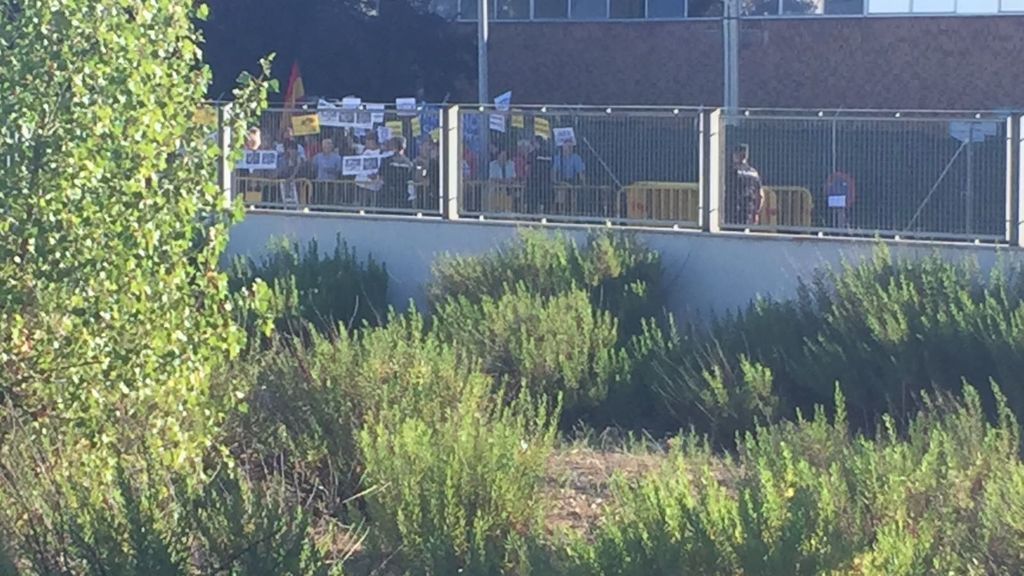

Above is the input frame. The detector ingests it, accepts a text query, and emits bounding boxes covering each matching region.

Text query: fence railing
[216,103,1024,245]
[230,105,442,215]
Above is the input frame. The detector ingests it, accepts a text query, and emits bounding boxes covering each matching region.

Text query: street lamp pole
[723,0,739,118]
[477,0,489,103]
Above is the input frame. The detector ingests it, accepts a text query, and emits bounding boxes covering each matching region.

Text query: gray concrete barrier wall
[226,211,1024,320]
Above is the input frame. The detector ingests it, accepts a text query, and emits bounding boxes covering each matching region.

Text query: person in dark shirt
[380,136,414,208]
[725,143,763,226]
[525,135,554,214]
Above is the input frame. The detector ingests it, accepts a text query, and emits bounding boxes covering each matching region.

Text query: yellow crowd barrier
[623,182,700,222]
[236,177,312,206]
[761,186,813,227]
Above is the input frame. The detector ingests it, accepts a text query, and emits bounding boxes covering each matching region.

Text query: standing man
[725,144,763,226]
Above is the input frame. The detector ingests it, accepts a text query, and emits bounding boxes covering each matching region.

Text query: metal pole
[477,0,489,104]
[966,126,974,235]
[722,0,739,116]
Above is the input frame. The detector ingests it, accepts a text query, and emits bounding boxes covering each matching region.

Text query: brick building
[432,0,1024,110]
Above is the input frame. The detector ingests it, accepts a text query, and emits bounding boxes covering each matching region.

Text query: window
[535,0,569,16]
[742,0,780,14]
[912,0,954,11]
[459,0,478,18]
[783,0,823,13]
[868,0,909,12]
[571,0,609,17]
[612,0,646,17]
[1003,0,1024,10]
[824,0,863,13]
[497,0,531,17]
[957,0,998,11]
[430,0,460,17]
[649,0,684,16]
[687,0,721,16]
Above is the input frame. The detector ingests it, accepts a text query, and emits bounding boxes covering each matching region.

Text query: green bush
[359,381,557,576]
[569,385,1024,576]
[646,245,1024,440]
[428,229,663,341]
[0,429,343,576]
[226,310,494,507]
[230,235,388,339]
[433,285,626,419]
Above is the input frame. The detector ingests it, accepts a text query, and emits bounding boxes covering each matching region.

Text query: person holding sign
[276,140,303,207]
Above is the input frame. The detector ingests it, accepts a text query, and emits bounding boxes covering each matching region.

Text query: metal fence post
[217,102,233,209]
[441,105,461,220]
[1006,114,1021,245]
[700,108,723,233]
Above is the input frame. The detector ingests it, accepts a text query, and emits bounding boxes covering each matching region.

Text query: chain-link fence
[722,109,1010,240]
[218,102,1020,245]
[457,106,703,226]
[230,105,443,215]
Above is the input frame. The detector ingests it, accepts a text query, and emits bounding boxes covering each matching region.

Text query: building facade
[433,0,1024,109]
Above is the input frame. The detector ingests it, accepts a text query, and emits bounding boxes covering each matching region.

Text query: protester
[380,136,414,208]
[725,143,763,226]
[312,138,342,180]
[552,141,585,184]
[526,135,553,213]
[488,148,517,181]
[276,140,302,206]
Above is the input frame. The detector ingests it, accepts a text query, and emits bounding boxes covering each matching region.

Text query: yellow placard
[411,117,422,136]
[386,120,403,135]
[534,117,551,140]
[511,114,525,129]
[291,113,320,136]
[430,128,441,142]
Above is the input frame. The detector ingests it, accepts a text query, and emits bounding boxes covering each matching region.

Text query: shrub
[230,235,388,339]
[0,426,343,576]
[570,385,1024,576]
[428,229,663,341]
[647,245,1024,440]
[226,310,492,507]
[432,285,625,419]
[359,381,558,576]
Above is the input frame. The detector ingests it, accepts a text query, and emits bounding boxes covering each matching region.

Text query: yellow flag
[411,117,422,136]
[291,113,320,136]
[386,120,403,135]
[534,117,551,140]
[511,114,525,129]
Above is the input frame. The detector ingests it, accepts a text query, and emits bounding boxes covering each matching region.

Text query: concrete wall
[226,211,1024,320]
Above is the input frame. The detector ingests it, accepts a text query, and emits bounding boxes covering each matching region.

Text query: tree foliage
[0,0,270,469]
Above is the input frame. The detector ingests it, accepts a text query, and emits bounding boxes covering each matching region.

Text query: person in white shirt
[488,148,517,181]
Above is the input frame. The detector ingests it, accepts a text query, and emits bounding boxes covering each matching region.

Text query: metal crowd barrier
[724,109,1009,240]
[215,102,1023,244]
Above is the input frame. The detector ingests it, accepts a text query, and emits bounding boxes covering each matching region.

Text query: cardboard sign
[511,114,525,129]
[396,97,417,115]
[553,127,576,146]
[489,114,506,133]
[534,117,551,140]
[237,150,279,170]
[291,114,320,136]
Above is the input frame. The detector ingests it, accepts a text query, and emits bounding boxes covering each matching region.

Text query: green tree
[0,0,271,470]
